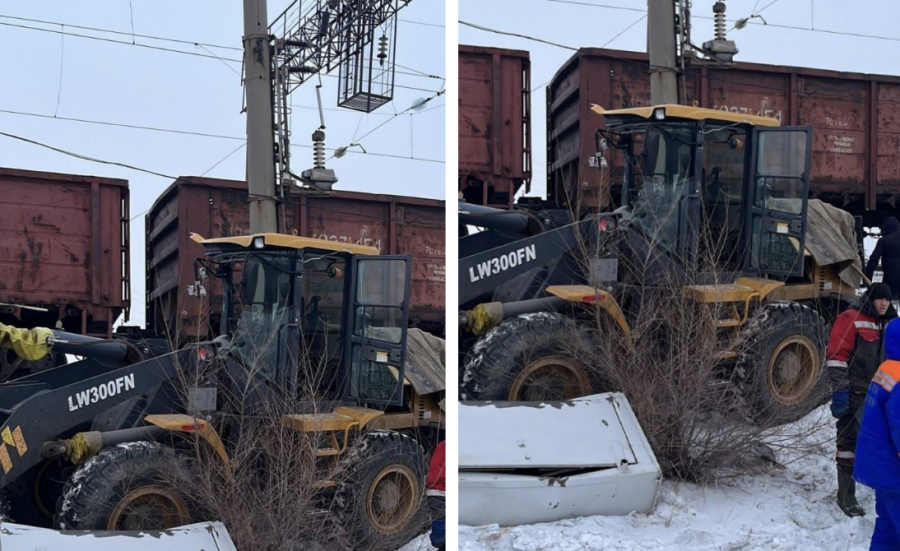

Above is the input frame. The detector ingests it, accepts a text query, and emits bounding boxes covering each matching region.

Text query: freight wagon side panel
[0,168,128,335]
[396,204,445,332]
[146,180,445,343]
[877,83,900,198]
[547,48,900,222]
[147,182,255,343]
[459,45,531,209]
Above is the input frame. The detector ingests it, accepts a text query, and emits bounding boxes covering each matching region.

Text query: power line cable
[521,0,644,13]
[0,110,444,164]
[459,20,577,51]
[462,19,900,107]
[394,63,444,80]
[0,13,242,50]
[0,108,245,141]
[531,13,646,91]
[507,0,900,45]
[0,18,443,86]
[0,20,243,62]
[54,25,65,117]
[333,89,446,158]
[127,0,136,44]
[399,18,444,28]
[0,130,176,179]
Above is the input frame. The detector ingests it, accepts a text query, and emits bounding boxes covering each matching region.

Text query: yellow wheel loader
[460,104,863,423]
[0,234,444,551]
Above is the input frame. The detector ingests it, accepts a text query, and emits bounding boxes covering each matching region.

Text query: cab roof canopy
[190,233,380,256]
[591,103,781,127]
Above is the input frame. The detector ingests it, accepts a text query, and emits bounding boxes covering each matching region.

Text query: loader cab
[594,104,812,280]
[191,233,412,408]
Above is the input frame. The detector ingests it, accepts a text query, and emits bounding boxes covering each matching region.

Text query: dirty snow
[460,405,880,551]
[397,533,433,551]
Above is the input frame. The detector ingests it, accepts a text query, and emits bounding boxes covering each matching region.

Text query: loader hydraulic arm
[458,219,594,308]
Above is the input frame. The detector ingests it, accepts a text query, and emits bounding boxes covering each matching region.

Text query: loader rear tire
[337,431,427,551]
[55,441,198,531]
[740,302,828,425]
[461,312,598,401]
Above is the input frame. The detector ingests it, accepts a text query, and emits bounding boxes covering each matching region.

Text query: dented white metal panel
[459,462,662,526]
[459,393,662,526]
[0,521,238,551]
[459,393,637,469]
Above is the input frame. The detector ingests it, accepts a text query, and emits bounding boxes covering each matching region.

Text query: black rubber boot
[837,469,866,517]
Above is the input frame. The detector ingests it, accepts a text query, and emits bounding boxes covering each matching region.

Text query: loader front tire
[55,441,197,531]
[740,302,828,425]
[461,312,597,401]
[337,431,427,551]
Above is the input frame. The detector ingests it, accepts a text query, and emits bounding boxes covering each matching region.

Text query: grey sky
[0,1,445,326]
[459,0,900,197]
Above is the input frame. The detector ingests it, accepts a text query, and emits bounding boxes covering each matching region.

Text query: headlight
[653,107,665,120]
[253,236,265,249]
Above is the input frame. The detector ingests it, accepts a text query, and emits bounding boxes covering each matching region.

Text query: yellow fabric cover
[0,322,52,361]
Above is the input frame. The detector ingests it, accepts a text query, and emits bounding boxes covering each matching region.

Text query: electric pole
[647,0,679,105]
[243,0,278,234]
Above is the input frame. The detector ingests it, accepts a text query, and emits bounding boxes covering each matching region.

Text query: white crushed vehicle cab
[459,392,662,527]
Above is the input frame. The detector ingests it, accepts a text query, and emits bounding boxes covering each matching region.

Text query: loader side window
[353,259,407,343]
[746,127,811,277]
[754,131,808,215]
[347,258,410,405]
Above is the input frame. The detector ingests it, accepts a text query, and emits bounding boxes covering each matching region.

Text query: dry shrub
[158,297,430,551]
[557,204,833,482]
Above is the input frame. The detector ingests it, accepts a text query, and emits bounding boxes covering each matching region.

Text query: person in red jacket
[827,283,897,516]
[425,440,445,551]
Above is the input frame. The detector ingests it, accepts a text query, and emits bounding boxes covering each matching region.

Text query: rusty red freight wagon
[547,48,900,226]
[146,177,445,344]
[459,45,532,209]
[0,167,130,376]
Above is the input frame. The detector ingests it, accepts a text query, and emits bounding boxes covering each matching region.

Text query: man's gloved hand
[831,389,849,418]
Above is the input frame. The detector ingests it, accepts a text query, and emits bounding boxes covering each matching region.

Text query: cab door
[745,127,813,277]
[343,256,412,407]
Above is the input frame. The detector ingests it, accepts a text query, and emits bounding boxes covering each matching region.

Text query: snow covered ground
[397,534,433,551]
[459,405,879,551]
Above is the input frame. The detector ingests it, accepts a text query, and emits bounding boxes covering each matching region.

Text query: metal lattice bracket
[270,0,409,187]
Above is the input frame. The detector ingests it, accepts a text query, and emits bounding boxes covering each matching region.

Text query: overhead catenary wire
[331,89,446,159]
[531,13,646,91]
[461,19,900,107]
[129,142,249,221]
[54,24,65,117]
[127,0,136,44]
[399,18,444,28]
[0,132,439,223]
[505,0,900,45]
[0,13,242,50]
[0,130,176,179]
[0,19,443,87]
[0,114,444,165]
[0,108,245,141]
